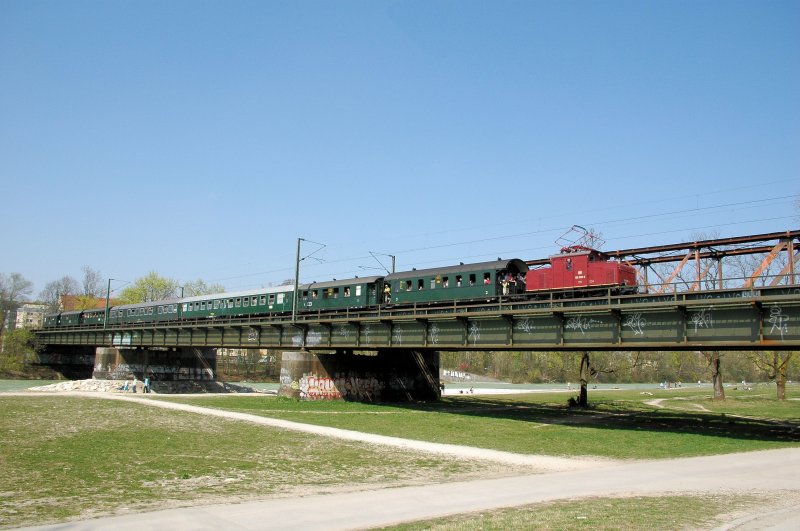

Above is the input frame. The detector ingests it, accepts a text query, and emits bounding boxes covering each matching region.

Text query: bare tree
[0,273,34,336]
[81,266,104,297]
[39,276,80,312]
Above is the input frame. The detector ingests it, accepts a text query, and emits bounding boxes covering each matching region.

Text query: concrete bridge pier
[35,345,96,380]
[278,349,441,402]
[91,347,216,381]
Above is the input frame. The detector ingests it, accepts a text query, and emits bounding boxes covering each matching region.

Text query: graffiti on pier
[691,309,713,332]
[769,305,789,339]
[299,372,383,401]
[623,313,647,335]
[247,328,259,342]
[468,322,481,344]
[515,318,534,334]
[337,325,351,341]
[292,329,323,347]
[392,327,403,345]
[429,323,440,345]
[565,316,600,336]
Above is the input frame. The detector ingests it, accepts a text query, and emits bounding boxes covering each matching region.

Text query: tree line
[440,349,797,399]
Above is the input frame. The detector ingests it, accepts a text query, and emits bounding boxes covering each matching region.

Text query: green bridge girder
[35,285,800,352]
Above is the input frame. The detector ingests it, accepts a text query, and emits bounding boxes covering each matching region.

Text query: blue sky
[2,0,799,296]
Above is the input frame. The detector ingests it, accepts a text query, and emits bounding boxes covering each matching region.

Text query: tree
[182,279,225,297]
[118,272,179,304]
[0,328,34,374]
[39,276,80,312]
[0,273,33,336]
[748,350,795,400]
[699,350,725,400]
[81,266,104,297]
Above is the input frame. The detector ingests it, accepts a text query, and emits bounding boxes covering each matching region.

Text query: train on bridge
[43,247,637,328]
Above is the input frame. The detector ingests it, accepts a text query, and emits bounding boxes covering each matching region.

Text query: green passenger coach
[299,276,383,312]
[384,259,528,305]
[181,286,294,320]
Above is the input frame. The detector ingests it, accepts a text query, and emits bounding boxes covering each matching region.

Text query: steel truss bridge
[35,230,800,352]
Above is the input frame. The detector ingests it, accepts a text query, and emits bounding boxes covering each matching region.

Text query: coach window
[235,298,241,307]
[405,280,412,291]
[484,273,491,285]
[243,298,249,308]
[252,297,258,306]
[356,285,362,297]
[417,279,424,291]
[200,302,206,310]
[442,276,449,288]
[456,275,463,287]
[344,287,350,297]
[148,307,154,315]
[227,299,234,308]
[333,287,340,298]
[260,295,267,305]
[469,274,476,286]
[430,279,436,289]
[269,294,276,305]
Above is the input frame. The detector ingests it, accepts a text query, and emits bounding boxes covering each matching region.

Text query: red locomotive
[526,245,637,294]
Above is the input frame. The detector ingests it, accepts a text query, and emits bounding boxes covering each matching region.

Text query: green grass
[159,387,800,459]
[378,494,771,530]
[0,396,503,528]
[2,387,798,528]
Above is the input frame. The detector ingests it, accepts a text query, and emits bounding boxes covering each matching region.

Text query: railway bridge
[33,231,800,401]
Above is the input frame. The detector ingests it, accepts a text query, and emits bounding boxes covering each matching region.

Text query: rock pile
[27,379,260,394]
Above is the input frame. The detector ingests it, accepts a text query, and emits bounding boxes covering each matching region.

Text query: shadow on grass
[390,396,800,444]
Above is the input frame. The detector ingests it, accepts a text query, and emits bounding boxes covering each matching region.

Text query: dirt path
[12,392,800,530]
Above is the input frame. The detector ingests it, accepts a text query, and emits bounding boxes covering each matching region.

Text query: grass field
[160,386,800,459]
[0,395,512,528]
[1,386,798,528]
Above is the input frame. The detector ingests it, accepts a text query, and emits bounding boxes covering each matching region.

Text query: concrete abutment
[91,346,216,381]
